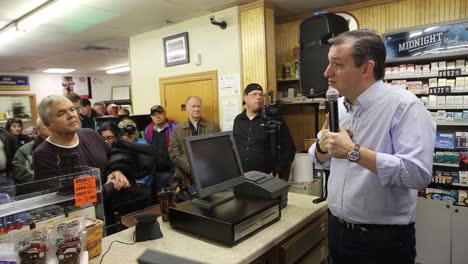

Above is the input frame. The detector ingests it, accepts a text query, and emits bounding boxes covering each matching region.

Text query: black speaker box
[299,13,349,97]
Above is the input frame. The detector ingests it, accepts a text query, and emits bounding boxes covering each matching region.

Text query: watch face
[349,150,360,161]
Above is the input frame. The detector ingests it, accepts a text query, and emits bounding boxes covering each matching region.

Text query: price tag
[73,176,97,207]
[438,69,462,77]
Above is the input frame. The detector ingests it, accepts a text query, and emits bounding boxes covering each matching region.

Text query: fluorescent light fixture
[409,31,423,38]
[106,66,130,74]
[43,68,75,73]
[17,0,82,31]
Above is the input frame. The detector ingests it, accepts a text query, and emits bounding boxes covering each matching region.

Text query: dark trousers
[328,213,416,264]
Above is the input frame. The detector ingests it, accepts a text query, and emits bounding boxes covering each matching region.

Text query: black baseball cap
[243,83,263,105]
[150,105,165,115]
[244,83,263,95]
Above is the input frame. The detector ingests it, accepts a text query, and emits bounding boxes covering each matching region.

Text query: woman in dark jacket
[6,118,30,146]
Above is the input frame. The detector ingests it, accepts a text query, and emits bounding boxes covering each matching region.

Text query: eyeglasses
[101,136,116,142]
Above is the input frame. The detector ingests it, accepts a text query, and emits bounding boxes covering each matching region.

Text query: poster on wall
[384,20,468,59]
[0,75,29,91]
[61,76,90,98]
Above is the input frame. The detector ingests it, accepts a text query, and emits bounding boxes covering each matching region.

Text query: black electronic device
[138,249,204,264]
[169,193,280,246]
[299,13,348,97]
[184,131,245,209]
[326,87,340,132]
[233,171,289,209]
[135,213,163,242]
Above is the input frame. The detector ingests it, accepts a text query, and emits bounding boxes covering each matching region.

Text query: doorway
[159,71,219,124]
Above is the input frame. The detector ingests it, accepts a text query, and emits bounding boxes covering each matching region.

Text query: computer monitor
[184,131,245,209]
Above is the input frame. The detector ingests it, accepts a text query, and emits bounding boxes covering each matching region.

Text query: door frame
[159,70,219,125]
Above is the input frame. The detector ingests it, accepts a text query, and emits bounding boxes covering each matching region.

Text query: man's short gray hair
[38,95,72,123]
[185,96,202,104]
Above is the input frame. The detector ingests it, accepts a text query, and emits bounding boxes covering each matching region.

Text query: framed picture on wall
[111,85,131,101]
[163,32,190,67]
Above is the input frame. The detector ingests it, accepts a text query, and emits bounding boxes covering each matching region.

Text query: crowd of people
[0,89,296,233]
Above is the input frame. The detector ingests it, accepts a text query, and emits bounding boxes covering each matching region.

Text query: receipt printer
[234,171,289,209]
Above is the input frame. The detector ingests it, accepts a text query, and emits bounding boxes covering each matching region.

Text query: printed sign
[73,176,97,207]
[384,20,468,59]
[0,75,29,91]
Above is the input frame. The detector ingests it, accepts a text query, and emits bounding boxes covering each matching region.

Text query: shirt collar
[347,80,383,111]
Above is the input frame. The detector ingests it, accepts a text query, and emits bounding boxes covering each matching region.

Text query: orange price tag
[74,176,97,207]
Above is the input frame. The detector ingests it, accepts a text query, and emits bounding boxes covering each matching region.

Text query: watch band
[316,140,328,154]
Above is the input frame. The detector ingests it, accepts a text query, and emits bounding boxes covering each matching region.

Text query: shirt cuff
[376,152,405,187]
[308,143,331,169]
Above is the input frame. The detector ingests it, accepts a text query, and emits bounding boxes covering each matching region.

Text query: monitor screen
[184,131,245,199]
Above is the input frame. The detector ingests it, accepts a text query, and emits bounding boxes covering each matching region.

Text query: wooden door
[160,71,219,124]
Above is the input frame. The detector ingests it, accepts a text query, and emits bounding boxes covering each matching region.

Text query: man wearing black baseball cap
[144,105,179,193]
[233,83,296,179]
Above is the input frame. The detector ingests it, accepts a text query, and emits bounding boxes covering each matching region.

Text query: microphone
[326,87,340,132]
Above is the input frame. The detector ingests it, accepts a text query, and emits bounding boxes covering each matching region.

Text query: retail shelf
[453,183,468,187]
[433,162,460,168]
[427,106,468,110]
[436,122,468,126]
[277,78,299,83]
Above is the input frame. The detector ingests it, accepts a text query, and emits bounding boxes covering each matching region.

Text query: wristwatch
[348,144,360,162]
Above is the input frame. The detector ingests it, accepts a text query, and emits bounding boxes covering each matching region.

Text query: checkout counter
[91,192,328,264]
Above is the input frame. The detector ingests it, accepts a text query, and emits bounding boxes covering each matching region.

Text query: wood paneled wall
[240,5,267,93]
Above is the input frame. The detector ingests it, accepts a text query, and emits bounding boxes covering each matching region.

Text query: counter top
[91,192,328,264]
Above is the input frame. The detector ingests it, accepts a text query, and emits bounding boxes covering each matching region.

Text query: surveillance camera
[209,16,215,22]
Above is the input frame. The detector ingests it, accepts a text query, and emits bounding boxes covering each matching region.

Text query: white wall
[129,6,241,118]
[0,72,130,103]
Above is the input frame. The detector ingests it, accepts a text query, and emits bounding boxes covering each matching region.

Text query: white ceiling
[0,0,366,74]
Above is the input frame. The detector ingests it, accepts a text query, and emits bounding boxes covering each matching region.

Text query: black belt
[332,214,414,232]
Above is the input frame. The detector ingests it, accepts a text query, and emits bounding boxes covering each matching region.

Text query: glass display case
[0,166,104,233]
[0,94,37,128]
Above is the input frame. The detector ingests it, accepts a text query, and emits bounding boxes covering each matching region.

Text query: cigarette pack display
[454,112,463,124]
[437,110,447,121]
[458,190,467,205]
[445,112,454,123]
[463,111,468,123]
[447,61,456,70]
[447,79,455,90]
[436,132,455,149]
[385,67,392,77]
[406,64,415,76]
[438,78,447,87]
[455,96,464,107]
[456,77,465,91]
[446,96,454,107]
[431,62,439,75]
[455,59,465,72]
[437,95,446,107]
[415,64,423,76]
[422,64,431,76]
[399,64,407,76]
[392,66,400,77]
[429,95,438,107]
[420,96,429,106]
[429,78,438,87]
[439,61,447,71]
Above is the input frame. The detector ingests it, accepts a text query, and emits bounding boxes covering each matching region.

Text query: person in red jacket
[144,105,179,193]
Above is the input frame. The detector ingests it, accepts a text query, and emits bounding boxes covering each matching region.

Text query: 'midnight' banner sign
[384,20,468,59]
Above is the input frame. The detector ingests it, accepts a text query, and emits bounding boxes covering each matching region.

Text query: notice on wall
[218,74,242,131]
[221,98,241,131]
[219,74,241,97]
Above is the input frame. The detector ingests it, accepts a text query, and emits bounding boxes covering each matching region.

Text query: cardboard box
[289,179,323,197]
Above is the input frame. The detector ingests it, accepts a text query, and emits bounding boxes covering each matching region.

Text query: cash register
[169,131,288,246]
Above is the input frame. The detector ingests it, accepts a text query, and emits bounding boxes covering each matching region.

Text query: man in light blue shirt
[309,30,435,264]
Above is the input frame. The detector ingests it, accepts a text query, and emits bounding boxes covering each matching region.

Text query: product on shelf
[16,228,51,264]
[54,219,84,264]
